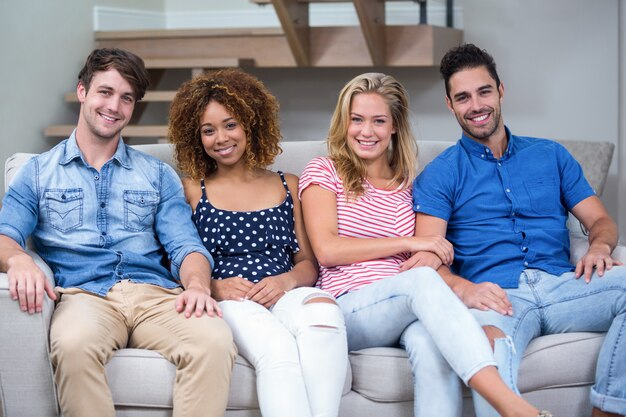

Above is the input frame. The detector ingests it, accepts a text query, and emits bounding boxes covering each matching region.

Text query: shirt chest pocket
[524,177,560,215]
[124,191,159,232]
[44,189,83,232]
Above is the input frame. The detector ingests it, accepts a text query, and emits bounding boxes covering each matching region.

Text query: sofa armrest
[0,251,58,417]
[611,245,626,263]
[570,235,626,264]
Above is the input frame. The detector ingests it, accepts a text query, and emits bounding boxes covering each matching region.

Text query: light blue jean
[470,267,626,417]
[336,267,496,417]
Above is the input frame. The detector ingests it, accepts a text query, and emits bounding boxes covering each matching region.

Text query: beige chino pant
[50,280,237,417]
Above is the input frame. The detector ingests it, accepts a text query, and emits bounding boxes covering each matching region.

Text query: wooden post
[353,0,386,66]
[271,0,311,66]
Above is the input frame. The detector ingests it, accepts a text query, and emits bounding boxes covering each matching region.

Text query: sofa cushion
[271,141,327,176]
[349,347,413,402]
[106,347,353,411]
[348,332,604,403]
[106,349,175,408]
[518,332,603,393]
[105,349,260,410]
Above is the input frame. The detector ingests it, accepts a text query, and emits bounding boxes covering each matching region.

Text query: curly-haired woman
[169,68,348,417]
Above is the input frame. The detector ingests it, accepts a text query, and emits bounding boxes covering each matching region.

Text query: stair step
[96,28,284,40]
[95,25,461,68]
[44,125,168,138]
[143,57,254,69]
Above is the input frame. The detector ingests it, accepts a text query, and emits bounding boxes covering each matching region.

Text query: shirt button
[498,162,502,167]
[524,261,529,266]
[506,189,511,193]
[102,231,107,236]
[415,205,420,210]
[481,154,485,158]
[94,175,100,180]
[100,202,106,208]
[522,247,528,253]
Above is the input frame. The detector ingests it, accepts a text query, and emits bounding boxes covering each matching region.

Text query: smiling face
[445,65,505,143]
[199,100,248,169]
[346,93,396,165]
[76,68,135,142]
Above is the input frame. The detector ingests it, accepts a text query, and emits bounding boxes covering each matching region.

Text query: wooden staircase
[45,0,462,140]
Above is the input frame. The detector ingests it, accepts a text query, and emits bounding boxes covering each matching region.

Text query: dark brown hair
[77,48,149,101]
[169,68,282,180]
[440,43,500,99]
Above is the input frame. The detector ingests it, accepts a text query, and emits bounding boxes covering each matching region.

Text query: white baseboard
[94,3,463,31]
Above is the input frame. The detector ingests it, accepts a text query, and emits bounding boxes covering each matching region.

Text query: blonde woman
[299,72,550,417]
[169,69,348,417]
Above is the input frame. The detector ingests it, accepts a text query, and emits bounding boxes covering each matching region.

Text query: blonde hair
[327,72,417,197]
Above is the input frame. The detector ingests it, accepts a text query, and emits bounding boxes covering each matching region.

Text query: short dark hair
[77,48,150,101]
[440,43,500,99]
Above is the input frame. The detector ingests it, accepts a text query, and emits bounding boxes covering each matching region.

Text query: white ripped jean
[219,287,348,417]
[336,267,496,417]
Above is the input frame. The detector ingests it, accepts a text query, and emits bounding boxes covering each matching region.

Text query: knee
[184,317,237,363]
[402,323,448,372]
[402,323,433,356]
[482,325,505,351]
[302,296,345,331]
[399,267,448,296]
[50,329,110,372]
[51,323,102,358]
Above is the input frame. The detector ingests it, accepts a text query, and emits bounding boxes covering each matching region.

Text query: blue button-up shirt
[0,132,213,296]
[412,128,594,288]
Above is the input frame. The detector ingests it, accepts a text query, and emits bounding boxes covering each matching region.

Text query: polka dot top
[192,171,300,283]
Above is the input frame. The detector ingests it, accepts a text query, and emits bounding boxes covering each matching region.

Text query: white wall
[459,0,622,236]
[0,0,164,196]
[1,0,623,241]
[0,0,95,196]
[614,1,626,243]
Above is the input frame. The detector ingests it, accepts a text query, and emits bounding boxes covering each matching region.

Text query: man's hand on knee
[176,286,222,318]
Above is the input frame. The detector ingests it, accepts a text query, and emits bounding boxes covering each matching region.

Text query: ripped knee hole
[482,325,506,350]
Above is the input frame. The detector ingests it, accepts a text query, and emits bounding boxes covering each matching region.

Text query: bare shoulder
[281,172,300,194]
[181,177,202,208]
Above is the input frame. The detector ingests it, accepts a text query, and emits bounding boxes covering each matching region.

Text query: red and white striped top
[299,157,415,297]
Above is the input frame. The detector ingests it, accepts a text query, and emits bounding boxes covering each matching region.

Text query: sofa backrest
[4,139,614,197]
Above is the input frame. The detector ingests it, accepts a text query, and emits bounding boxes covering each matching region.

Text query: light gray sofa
[1,139,623,417]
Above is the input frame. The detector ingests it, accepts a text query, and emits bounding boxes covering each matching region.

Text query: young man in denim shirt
[0,48,236,417]
[410,44,626,417]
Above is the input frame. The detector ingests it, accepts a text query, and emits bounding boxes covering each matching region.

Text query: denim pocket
[124,190,158,232]
[44,188,83,232]
[524,177,559,214]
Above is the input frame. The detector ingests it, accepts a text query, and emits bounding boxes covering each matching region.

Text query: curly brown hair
[168,68,282,179]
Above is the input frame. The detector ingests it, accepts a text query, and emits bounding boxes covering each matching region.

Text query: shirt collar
[60,129,132,169]
[459,126,514,161]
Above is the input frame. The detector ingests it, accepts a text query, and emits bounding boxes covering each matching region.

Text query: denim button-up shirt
[0,132,213,296]
[413,127,594,288]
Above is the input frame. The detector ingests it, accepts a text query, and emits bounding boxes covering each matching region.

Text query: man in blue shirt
[0,48,236,417]
[412,44,626,417]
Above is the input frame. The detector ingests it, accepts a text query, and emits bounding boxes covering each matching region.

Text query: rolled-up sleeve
[154,162,214,279]
[412,158,455,222]
[0,158,39,247]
